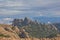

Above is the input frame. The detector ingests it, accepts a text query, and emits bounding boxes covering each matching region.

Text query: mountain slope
[53,23,60,33]
[0,24,20,40]
[12,17,59,38]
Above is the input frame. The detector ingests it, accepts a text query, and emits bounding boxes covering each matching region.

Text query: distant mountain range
[33,16,60,23]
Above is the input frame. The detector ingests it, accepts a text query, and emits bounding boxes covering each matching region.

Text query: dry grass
[0,24,60,40]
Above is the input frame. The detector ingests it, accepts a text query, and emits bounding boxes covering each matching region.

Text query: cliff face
[12,17,37,27]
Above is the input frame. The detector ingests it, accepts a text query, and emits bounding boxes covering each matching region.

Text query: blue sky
[0,0,60,24]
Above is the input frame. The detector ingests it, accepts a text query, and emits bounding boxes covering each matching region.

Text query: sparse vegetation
[24,24,58,38]
[12,17,59,38]
[0,34,10,38]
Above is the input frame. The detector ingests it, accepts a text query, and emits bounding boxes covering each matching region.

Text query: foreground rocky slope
[0,24,20,40]
[0,24,60,40]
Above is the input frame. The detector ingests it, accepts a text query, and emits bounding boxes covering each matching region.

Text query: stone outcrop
[12,17,38,27]
[12,19,23,26]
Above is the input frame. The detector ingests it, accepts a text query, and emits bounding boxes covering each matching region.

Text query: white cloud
[2,18,13,21]
[51,11,60,16]
[0,9,23,15]
[35,12,44,16]
[48,21,51,24]
[0,0,60,17]
[23,0,60,7]
[0,18,13,24]
[5,0,25,7]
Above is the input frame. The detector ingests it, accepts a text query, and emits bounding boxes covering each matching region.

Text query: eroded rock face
[19,29,29,38]
[23,17,32,25]
[12,19,23,26]
[12,17,35,26]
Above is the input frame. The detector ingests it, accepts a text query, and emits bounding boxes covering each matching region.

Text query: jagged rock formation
[12,17,59,38]
[12,17,38,27]
[12,19,23,26]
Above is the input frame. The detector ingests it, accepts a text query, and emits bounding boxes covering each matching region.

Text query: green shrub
[0,34,10,38]
[24,24,58,38]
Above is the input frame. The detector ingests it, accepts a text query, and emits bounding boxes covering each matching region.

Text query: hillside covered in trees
[12,17,60,38]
